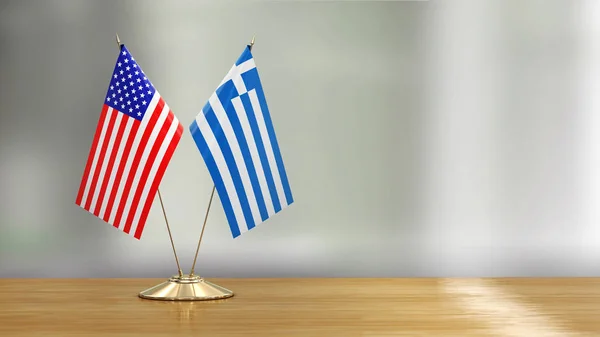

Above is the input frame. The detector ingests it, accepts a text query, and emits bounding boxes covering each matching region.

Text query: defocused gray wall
[0,0,598,277]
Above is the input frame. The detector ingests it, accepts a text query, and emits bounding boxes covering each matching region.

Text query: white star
[121,78,125,82]
[117,62,122,67]
[112,93,116,98]
[127,100,131,105]
[128,74,132,79]
[143,76,147,80]
[129,81,134,86]
[120,70,124,75]
[140,93,145,98]
[122,51,126,56]
[131,89,136,94]
[145,83,149,88]
[113,74,118,79]
[135,104,140,109]
[110,85,114,90]
[137,111,142,116]
[138,85,142,90]
[147,90,152,95]
[117,89,121,94]
[119,97,123,101]
[124,85,128,90]
[115,82,120,86]
[121,104,125,109]
[133,96,138,101]
[124,58,129,63]
[126,66,130,71]
[136,78,141,83]
[142,100,147,105]
[125,93,129,97]
[133,64,137,68]
[135,70,139,75]
[106,97,110,101]
[129,108,133,113]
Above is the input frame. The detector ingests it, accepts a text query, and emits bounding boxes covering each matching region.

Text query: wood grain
[0,278,598,336]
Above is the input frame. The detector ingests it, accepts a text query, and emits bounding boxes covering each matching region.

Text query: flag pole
[137,35,241,301]
[188,35,256,276]
[157,189,183,277]
[189,185,215,276]
[115,33,183,278]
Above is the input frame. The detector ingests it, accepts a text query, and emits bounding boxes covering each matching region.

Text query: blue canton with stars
[104,45,156,121]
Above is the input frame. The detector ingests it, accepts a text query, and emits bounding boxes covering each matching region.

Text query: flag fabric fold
[189,45,293,238]
[76,44,183,240]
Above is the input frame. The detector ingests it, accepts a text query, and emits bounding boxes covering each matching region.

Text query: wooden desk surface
[0,278,599,336]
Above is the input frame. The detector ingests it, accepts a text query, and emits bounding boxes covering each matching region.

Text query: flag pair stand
[127,35,256,301]
[137,186,232,301]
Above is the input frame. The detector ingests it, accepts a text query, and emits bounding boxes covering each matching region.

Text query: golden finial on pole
[115,33,122,48]
[249,35,255,50]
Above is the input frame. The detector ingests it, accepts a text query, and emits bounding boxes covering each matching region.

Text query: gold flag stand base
[138,274,234,301]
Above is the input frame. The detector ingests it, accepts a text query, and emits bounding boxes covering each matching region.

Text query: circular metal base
[138,274,234,301]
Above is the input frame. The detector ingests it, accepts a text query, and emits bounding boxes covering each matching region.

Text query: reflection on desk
[0,278,599,336]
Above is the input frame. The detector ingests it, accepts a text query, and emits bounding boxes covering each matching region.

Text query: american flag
[76,44,183,240]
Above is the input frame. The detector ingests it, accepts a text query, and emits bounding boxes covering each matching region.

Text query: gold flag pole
[189,185,215,276]
[115,34,184,278]
[185,36,256,275]
[157,189,184,277]
[190,36,256,275]
[188,36,256,278]
[138,36,257,301]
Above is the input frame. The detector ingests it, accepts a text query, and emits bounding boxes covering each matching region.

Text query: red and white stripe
[75,92,183,239]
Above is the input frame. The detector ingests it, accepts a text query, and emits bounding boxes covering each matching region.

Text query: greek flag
[189,44,293,238]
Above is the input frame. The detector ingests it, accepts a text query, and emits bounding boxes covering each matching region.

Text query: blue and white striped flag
[190,44,293,238]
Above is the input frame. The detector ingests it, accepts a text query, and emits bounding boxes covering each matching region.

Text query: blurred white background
[0,0,599,277]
